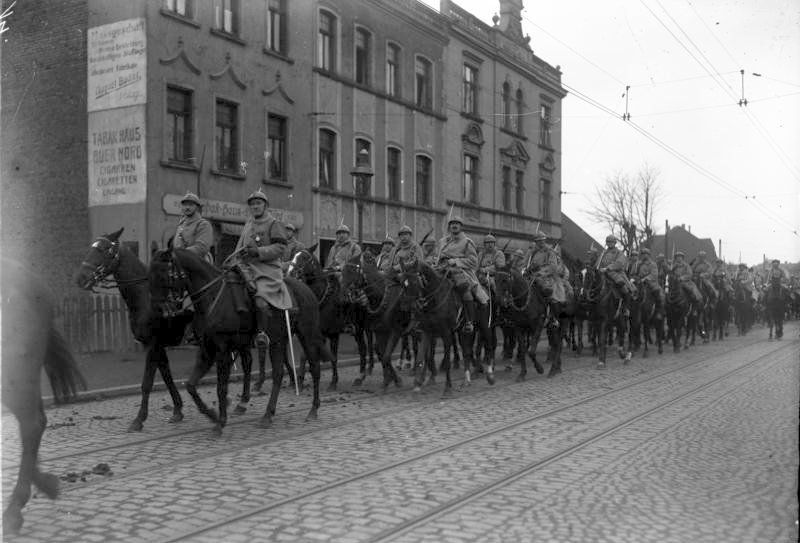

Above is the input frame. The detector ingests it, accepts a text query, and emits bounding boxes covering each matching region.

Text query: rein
[500,272,536,312]
[411,267,453,313]
[81,237,148,290]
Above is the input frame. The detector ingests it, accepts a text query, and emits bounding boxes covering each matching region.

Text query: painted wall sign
[162,194,304,228]
[88,106,147,206]
[87,18,147,112]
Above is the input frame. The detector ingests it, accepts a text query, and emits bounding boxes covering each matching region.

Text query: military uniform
[508,249,526,273]
[672,255,703,306]
[282,224,305,266]
[422,242,438,266]
[711,260,734,297]
[389,230,423,275]
[477,235,506,295]
[636,250,665,316]
[325,227,362,271]
[734,266,753,297]
[376,238,395,274]
[692,253,718,301]
[438,217,488,332]
[173,193,214,264]
[598,236,635,302]
[526,234,569,304]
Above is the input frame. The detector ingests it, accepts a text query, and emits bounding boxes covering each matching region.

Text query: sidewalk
[45,334,380,404]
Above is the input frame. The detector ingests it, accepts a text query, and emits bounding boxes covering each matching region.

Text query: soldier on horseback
[671,252,703,307]
[282,223,305,267]
[436,216,487,334]
[712,258,734,297]
[692,251,718,303]
[421,237,437,266]
[325,224,362,274]
[232,189,294,347]
[526,232,570,311]
[173,192,214,264]
[765,259,787,302]
[508,248,526,273]
[389,225,423,273]
[734,263,754,300]
[477,234,506,300]
[597,235,636,314]
[627,249,640,277]
[376,237,395,274]
[636,248,665,319]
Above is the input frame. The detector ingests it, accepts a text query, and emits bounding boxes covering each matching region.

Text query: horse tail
[285,277,334,362]
[43,325,87,404]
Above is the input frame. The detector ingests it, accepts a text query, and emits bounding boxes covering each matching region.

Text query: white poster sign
[88,106,147,206]
[87,18,146,112]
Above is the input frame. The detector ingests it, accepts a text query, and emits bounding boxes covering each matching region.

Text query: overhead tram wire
[642,0,800,182]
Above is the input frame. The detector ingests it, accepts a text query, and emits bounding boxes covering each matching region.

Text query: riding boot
[255,298,270,348]
[463,300,476,334]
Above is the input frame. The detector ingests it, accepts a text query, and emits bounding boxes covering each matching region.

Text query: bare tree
[585,164,662,253]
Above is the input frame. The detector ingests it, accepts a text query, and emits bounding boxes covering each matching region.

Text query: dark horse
[711,276,731,341]
[763,279,785,340]
[398,261,494,395]
[629,281,664,357]
[733,281,755,336]
[664,271,694,352]
[2,258,86,534]
[577,266,631,369]
[74,228,200,431]
[148,249,332,434]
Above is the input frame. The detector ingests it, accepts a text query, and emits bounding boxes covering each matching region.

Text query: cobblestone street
[2,323,798,543]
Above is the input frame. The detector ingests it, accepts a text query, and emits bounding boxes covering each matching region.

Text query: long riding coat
[636,256,661,292]
[388,241,423,271]
[599,247,634,296]
[234,213,293,310]
[437,232,489,303]
[527,245,568,303]
[477,247,506,294]
[325,239,361,270]
[174,214,214,263]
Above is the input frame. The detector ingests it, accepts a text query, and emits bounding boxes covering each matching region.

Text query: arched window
[318,10,336,71]
[415,56,433,109]
[355,27,371,85]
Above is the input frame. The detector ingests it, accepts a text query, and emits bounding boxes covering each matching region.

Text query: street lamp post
[350,148,374,247]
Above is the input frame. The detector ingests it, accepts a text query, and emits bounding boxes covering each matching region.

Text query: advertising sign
[162,194,304,228]
[88,106,147,206]
[87,18,146,111]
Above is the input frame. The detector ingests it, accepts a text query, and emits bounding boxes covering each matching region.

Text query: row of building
[2,0,568,294]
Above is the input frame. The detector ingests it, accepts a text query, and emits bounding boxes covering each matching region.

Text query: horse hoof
[3,509,23,535]
[168,412,184,424]
[547,366,561,378]
[127,419,144,432]
[533,361,544,374]
[305,410,318,422]
[413,386,422,393]
[515,373,526,382]
[257,416,272,428]
[624,353,632,364]
[34,472,60,499]
[596,363,606,370]
[442,388,453,398]
[212,424,223,437]
[234,404,247,415]
[327,382,338,392]
[486,373,495,385]
[353,376,364,387]
[394,376,403,388]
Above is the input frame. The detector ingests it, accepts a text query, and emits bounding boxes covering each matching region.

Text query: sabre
[284,309,299,396]
[418,228,434,246]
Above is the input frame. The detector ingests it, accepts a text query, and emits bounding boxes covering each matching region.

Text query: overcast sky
[423,0,800,265]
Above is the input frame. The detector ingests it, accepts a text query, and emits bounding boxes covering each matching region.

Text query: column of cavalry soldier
[476,234,505,311]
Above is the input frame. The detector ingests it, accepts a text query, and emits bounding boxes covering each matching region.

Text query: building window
[516,89,524,135]
[164,0,192,17]
[386,43,400,97]
[215,99,238,172]
[215,0,239,35]
[463,154,478,204]
[355,28,371,85]
[354,138,372,196]
[502,166,512,212]
[319,129,336,188]
[540,178,552,220]
[318,10,336,71]
[515,170,525,214]
[502,82,512,130]
[387,147,401,201]
[167,86,192,162]
[415,56,432,109]
[539,104,552,147]
[415,155,431,207]
[267,114,286,181]
[463,64,478,115]
[266,0,286,54]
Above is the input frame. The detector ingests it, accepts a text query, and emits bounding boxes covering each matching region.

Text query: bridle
[289,250,337,306]
[496,270,535,312]
[402,264,452,314]
[79,237,147,290]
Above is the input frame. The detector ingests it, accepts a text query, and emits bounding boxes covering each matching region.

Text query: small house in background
[649,224,717,262]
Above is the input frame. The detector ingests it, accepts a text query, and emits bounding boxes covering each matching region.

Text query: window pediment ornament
[159,37,201,75]
[210,52,247,89]
[262,70,295,104]
[499,140,530,168]
[539,152,556,173]
[461,123,484,148]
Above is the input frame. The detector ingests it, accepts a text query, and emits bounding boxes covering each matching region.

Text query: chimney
[681,223,685,230]
[497,0,524,37]
[688,225,691,233]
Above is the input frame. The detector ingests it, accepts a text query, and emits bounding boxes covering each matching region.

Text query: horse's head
[74,228,125,290]
[287,245,321,283]
[341,254,366,295]
[494,269,514,308]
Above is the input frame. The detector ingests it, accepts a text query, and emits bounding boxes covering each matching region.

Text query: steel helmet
[285,223,297,232]
[698,250,706,257]
[247,189,269,205]
[640,248,651,255]
[382,237,395,246]
[605,235,617,244]
[398,225,413,235]
[513,248,525,257]
[533,232,547,242]
[180,192,202,207]
[448,216,464,226]
[484,234,497,243]
[336,224,351,234]
[675,251,685,258]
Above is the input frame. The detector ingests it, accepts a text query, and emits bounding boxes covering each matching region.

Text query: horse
[397,261,494,395]
[763,279,785,340]
[341,254,405,390]
[576,266,631,369]
[664,271,695,352]
[73,228,213,431]
[690,278,713,345]
[2,258,86,534]
[732,281,755,336]
[571,267,599,356]
[710,276,731,341]
[148,248,332,434]
[629,281,664,357]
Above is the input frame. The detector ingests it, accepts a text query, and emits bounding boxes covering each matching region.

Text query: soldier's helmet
[513,249,525,258]
[285,223,297,232]
[247,189,269,205]
[336,224,351,234]
[382,237,395,246]
[675,251,685,258]
[605,235,617,244]
[656,253,665,260]
[448,216,464,226]
[738,263,747,269]
[698,250,707,258]
[640,248,651,256]
[181,192,202,207]
[715,258,724,263]
[484,234,497,244]
[772,259,780,265]
[398,225,413,236]
[533,232,547,242]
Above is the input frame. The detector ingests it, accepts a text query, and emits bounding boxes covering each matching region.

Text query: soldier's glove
[244,246,260,258]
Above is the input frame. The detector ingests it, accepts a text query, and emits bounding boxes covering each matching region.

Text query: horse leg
[440,331,454,396]
[185,342,219,424]
[306,354,321,421]
[259,338,285,428]
[234,349,251,414]
[213,352,232,436]
[150,344,184,424]
[547,319,565,377]
[380,329,403,392]
[327,334,339,391]
[414,333,432,392]
[515,326,529,381]
[128,345,160,432]
[597,319,608,369]
[352,329,369,386]
[3,399,48,535]
[253,343,268,393]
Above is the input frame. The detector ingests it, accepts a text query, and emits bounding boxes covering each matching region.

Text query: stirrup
[255,331,269,348]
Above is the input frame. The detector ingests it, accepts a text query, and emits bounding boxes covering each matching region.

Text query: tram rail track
[154,337,796,542]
